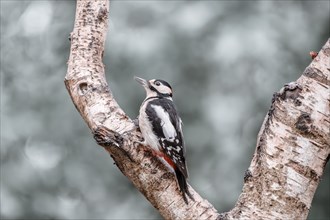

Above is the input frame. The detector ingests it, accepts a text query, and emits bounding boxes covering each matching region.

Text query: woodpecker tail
[175,169,194,204]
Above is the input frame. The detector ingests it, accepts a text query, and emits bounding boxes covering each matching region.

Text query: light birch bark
[224,44,330,219]
[65,0,330,219]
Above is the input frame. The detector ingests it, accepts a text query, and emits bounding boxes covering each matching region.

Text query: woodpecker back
[135,77,193,204]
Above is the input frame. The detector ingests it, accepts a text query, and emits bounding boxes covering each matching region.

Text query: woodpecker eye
[155,81,161,86]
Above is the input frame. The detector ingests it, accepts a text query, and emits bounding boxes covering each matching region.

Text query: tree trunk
[65,0,330,219]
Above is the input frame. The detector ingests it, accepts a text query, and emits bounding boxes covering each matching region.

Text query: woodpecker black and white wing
[145,98,188,178]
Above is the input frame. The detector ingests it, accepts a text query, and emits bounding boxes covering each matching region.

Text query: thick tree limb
[223,41,330,219]
[65,0,329,219]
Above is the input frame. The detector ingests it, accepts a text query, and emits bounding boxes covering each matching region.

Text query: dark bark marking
[161,172,172,180]
[303,67,329,85]
[287,160,320,182]
[295,112,312,135]
[93,126,124,148]
[79,82,88,95]
[278,82,303,101]
[285,196,309,212]
[244,169,253,183]
[97,7,108,22]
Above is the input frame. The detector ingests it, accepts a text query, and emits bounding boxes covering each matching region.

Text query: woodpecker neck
[143,95,172,104]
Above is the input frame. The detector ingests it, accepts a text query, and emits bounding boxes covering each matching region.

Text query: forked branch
[65,1,330,219]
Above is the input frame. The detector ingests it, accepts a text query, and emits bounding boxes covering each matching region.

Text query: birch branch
[65,1,218,219]
[223,41,330,219]
[65,0,329,219]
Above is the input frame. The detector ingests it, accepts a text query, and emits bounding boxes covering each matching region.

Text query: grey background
[1,1,329,219]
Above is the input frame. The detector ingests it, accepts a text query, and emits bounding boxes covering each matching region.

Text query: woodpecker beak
[134,76,148,87]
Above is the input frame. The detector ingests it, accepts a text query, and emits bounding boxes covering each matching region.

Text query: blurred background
[1,1,329,219]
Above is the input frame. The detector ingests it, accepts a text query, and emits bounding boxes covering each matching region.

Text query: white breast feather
[139,102,160,151]
[151,105,177,140]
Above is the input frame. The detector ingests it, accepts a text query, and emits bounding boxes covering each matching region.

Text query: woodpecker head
[135,76,173,98]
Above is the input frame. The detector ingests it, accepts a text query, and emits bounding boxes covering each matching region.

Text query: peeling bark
[65,0,329,219]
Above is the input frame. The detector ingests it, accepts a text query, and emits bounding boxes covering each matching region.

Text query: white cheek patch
[151,105,177,140]
[158,86,171,94]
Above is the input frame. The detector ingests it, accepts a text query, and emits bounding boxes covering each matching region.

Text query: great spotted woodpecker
[135,76,193,204]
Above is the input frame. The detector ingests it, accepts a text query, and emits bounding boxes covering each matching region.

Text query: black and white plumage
[135,76,193,204]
